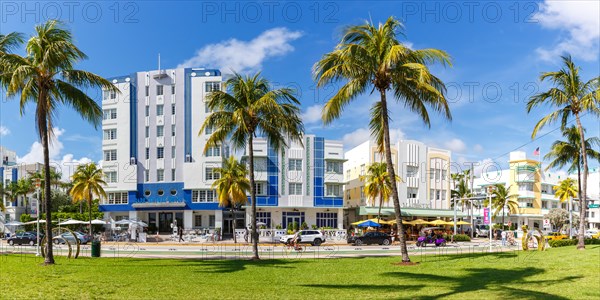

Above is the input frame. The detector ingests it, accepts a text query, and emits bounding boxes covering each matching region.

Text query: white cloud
[444,138,466,153]
[474,144,484,153]
[535,0,600,61]
[342,127,405,150]
[301,104,323,124]
[0,125,9,136]
[178,27,303,73]
[16,128,95,182]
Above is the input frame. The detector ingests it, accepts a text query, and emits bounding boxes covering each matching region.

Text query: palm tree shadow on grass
[191,259,302,274]
[301,283,426,294]
[382,267,580,299]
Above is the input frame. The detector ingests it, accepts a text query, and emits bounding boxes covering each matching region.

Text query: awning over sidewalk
[358,206,468,218]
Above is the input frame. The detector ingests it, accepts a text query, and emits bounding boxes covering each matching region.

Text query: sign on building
[483,208,490,225]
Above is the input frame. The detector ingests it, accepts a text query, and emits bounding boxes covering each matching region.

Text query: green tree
[0,182,8,212]
[527,55,600,249]
[314,16,451,262]
[361,162,401,225]
[69,163,107,238]
[553,178,578,237]
[16,179,34,214]
[483,184,518,227]
[0,20,118,264]
[200,72,303,259]
[212,156,251,244]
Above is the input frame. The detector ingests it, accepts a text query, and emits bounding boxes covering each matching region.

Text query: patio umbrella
[256,222,267,226]
[114,219,133,225]
[456,221,472,226]
[427,219,451,226]
[58,219,86,225]
[4,221,24,226]
[24,220,47,225]
[133,221,148,227]
[90,219,107,225]
[356,220,381,227]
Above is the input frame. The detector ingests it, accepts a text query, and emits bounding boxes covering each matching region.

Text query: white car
[475,224,489,238]
[584,229,599,239]
[279,230,326,246]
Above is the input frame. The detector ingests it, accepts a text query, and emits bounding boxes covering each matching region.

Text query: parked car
[545,232,568,241]
[7,232,42,246]
[279,230,325,246]
[53,231,91,245]
[475,225,489,238]
[347,231,392,246]
[584,229,599,239]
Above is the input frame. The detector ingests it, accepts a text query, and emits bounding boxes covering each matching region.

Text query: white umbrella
[58,219,85,225]
[24,220,46,225]
[133,221,148,227]
[115,219,133,225]
[4,221,25,226]
[90,219,106,225]
[256,222,267,226]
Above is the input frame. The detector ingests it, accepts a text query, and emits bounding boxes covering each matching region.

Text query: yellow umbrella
[427,219,452,226]
[389,218,428,225]
[456,220,472,226]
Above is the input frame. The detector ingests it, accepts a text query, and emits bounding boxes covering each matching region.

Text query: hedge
[548,238,600,248]
[443,234,471,242]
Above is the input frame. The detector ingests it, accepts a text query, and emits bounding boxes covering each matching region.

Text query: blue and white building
[100,67,229,234]
[245,136,345,229]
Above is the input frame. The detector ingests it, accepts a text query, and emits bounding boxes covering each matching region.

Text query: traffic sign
[589,204,600,208]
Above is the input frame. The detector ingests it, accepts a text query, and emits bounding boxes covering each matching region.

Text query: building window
[145,105,149,117]
[430,168,435,179]
[518,183,534,192]
[289,183,302,195]
[256,212,271,228]
[171,104,176,115]
[205,82,220,92]
[205,125,214,135]
[253,157,267,172]
[171,124,176,137]
[325,184,342,197]
[519,199,534,208]
[103,129,117,140]
[326,161,342,174]
[157,147,164,159]
[145,86,149,96]
[171,85,176,95]
[406,166,418,177]
[145,170,149,182]
[205,103,213,113]
[110,90,116,99]
[316,212,337,228]
[104,149,117,161]
[206,146,221,157]
[194,215,202,227]
[157,169,164,182]
[360,164,365,176]
[171,169,176,181]
[145,148,150,160]
[205,167,220,180]
[105,171,117,183]
[157,125,164,137]
[430,189,435,201]
[103,108,117,120]
[209,215,216,228]
[288,159,302,171]
[156,104,164,116]
[441,170,447,180]
[103,90,109,100]
[156,85,164,96]
[407,188,417,199]
[145,126,149,138]
[192,190,217,203]
[254,182,266,195]
[171,146,176,159]
[106,192,128,205]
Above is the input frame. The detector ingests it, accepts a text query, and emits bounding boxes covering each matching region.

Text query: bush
[443,234,471,242]
[300,222,308,230]
[548,238,600,248]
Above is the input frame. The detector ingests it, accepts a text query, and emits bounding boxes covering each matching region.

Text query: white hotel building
[100,68,230,234]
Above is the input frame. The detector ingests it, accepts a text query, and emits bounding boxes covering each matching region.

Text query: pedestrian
[501,230,507,246]
[178,226,184,242]
[244,227,249,242]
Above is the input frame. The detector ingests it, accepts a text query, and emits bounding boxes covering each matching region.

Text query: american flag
[533,147,540,156]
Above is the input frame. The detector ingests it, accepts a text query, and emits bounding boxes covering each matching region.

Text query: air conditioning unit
[130,157,137,165]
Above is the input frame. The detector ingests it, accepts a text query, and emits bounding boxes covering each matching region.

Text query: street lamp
[487,185,494,252]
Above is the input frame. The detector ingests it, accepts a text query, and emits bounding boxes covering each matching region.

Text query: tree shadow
[382,267,580,299]
[191,259,302,274]
[301,283,426,293]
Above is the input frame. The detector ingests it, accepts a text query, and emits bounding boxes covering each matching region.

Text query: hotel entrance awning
[358,206,468,218]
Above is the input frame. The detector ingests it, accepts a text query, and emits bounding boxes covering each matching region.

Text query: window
[103,90,109,100]
[194,215,202,227]
[104,149,117,161]
[192,190,217,202]
[206,146,221,157]
[171,104,176,115]
[103,108,117,120]
[105,171,117,183]
[253,157,267,172]
[156,104,164,116]
[430,189,435,200]
[157,169,164,182]
[145,126,149,138]
[435,169,441,181]
[106,192,128,204]
[205,167,220,180]
[145,170,149,182]
[430,168,435,179]
[360,164,365,176]
[157,190,164,196]
[518,183,533,191]
[157,125,164,137]
[325,184,342,197]
[441,170,447,180]
[436,190,441,200]
[171,169,176,181]
[156,85,164,96]
[157,147,164,159]
[205,82,220,92]
[209,215,216,228]
[519,199,534,208]
[171,85,176,95]
[254,182,266,195]
[145,105,149,117]
[110,90,116,99]
[407,188,418,199]
[316,213,337,228]
[171,124,176,137]
[205,125,214,135]
[406,166,418,177]
[172,146,176,159]
[145,148,150,160]
[326,161,342,174]
[289,159,302,171]
[256,212,272,228]
[145,86,149,97]
[103,129,117,140]
[205,103,212,113]
[289,183,302,195]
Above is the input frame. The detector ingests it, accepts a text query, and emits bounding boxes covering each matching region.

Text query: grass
[1,246,598,299]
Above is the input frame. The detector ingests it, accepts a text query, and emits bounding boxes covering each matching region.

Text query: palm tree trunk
[232,207,237,244]
[575,114,587,250]
[41,117,54,265]
[379,90,410,262]
[248,135,259,259]
[377,191,383,230]
[502,205,505,228]
[88,190,93,240]
[575,161,581,238]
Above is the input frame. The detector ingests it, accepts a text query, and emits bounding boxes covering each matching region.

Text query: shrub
[311,225,317,229]
[301,222,308,230]
[275,224,282,229]
[548,238,600,248]
[443,234,471,242]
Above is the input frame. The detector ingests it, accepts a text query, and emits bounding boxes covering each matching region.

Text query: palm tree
[361,162,401,225]
[0,182,6,212]
[0,20,118,264]
[553,178,578,238]
[200,72,303,260]
[527,55,600,249]
[314,16,451,263]
[545,126,600,212]
[483,184,518,227]
[3,181,20,208]
[69,163,107,239]
[17,179,34,214]
[212,156,251,244]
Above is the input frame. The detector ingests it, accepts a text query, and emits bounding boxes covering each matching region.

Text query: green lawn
[1,246,598,299]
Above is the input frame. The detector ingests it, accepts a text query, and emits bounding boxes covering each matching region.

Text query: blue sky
[0,0,599,178]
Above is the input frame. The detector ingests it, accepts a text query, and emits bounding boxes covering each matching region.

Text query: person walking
[501,230,507,246]
[178,226,184,242]
[244,227,249,242]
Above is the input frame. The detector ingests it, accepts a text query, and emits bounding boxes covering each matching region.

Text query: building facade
[343,140,455,227]
[244,136,345,229]
[1,161,45,224]
[99,68,230,234]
